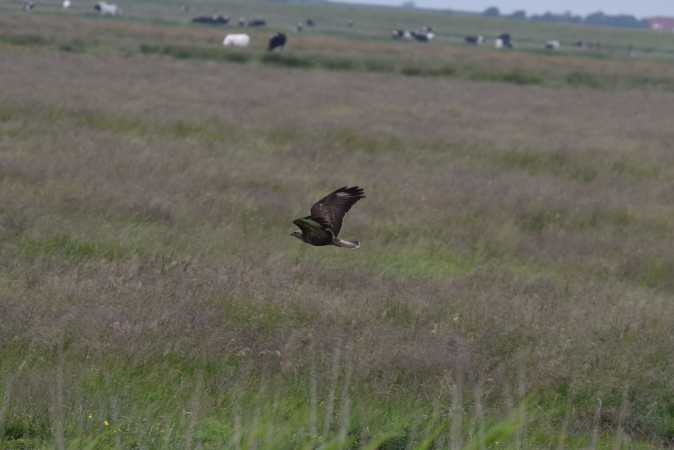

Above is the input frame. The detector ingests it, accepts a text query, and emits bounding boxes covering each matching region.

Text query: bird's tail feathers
[335,239,360,249]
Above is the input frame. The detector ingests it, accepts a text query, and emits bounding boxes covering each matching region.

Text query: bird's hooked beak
[290,231,302,240]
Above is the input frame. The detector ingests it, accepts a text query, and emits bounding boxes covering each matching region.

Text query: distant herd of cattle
[21,1,586,52]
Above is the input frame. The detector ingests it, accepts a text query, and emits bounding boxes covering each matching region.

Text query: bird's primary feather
[309,186,365,236]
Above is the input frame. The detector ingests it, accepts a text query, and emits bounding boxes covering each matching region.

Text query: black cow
[246,18,267,27]
[268,33,287,51]
[192,15,230,25]
[464,35,484,45]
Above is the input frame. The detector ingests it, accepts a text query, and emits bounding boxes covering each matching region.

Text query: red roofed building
[647,17,674,32]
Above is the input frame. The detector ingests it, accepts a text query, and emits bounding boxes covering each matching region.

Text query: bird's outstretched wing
[310,186,365,236]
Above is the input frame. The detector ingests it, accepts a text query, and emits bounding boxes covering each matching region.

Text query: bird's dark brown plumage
[310,186,365,236]
[291,186,365,248]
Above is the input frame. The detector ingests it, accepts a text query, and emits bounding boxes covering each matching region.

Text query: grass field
[2,1,674,448]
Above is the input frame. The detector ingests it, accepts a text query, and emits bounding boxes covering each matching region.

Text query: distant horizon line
[325,0,672,19]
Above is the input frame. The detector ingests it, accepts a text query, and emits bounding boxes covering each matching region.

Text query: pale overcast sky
[332,0,674,17]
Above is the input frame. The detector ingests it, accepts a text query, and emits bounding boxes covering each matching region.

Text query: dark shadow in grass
[58,39,90,54]
[470,70,545,86]
[362,58,396,73]
[139,43,253,64]
[566,71,604,88]
[0,107,18,123]
[132,42,674,93]
[261,52,315,69]
[0,34,50,47]
[1,415,49,446]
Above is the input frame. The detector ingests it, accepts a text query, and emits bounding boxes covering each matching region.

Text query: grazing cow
[268,32,286,51]
[575,40,600,49]
[392,29,412,40]
[223,33,250,48]
[411,30,434,42]
[464,35,484,45]
[296,23,303,32]
[94,2,119,15]
[305,19,315,27]
[23,1,34,11]
[192,15,229,25]
[246,18,266,27]
[347,20,354,28]
[498,33,513,48]
[545,40,560,50]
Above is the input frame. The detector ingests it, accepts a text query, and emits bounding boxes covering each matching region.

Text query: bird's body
[291,186,365,248]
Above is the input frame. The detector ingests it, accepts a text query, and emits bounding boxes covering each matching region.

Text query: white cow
[62,0,71,8]
[494,38,504,49]
[545,40,560,50]
[223,34,250,48]
[94,2,119,15]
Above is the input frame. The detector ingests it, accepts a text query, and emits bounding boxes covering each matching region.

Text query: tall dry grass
[1,12,674,448]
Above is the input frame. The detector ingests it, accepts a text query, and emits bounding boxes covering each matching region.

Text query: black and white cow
[575,40,600,49]
[238,18,265,27]
[392,29,411,40]
[497,33,513,48]
[545,40,560,50]
[411,30,434,42]
[464,35,484,45]
[94,2,119,15]
[268,32,287,51]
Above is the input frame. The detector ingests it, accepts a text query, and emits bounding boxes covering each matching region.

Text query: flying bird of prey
[291,186,365,248]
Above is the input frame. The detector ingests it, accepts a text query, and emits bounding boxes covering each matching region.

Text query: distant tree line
[481,6,649,29]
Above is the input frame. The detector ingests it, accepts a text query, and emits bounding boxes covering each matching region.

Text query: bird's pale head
[290,231,303,241]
